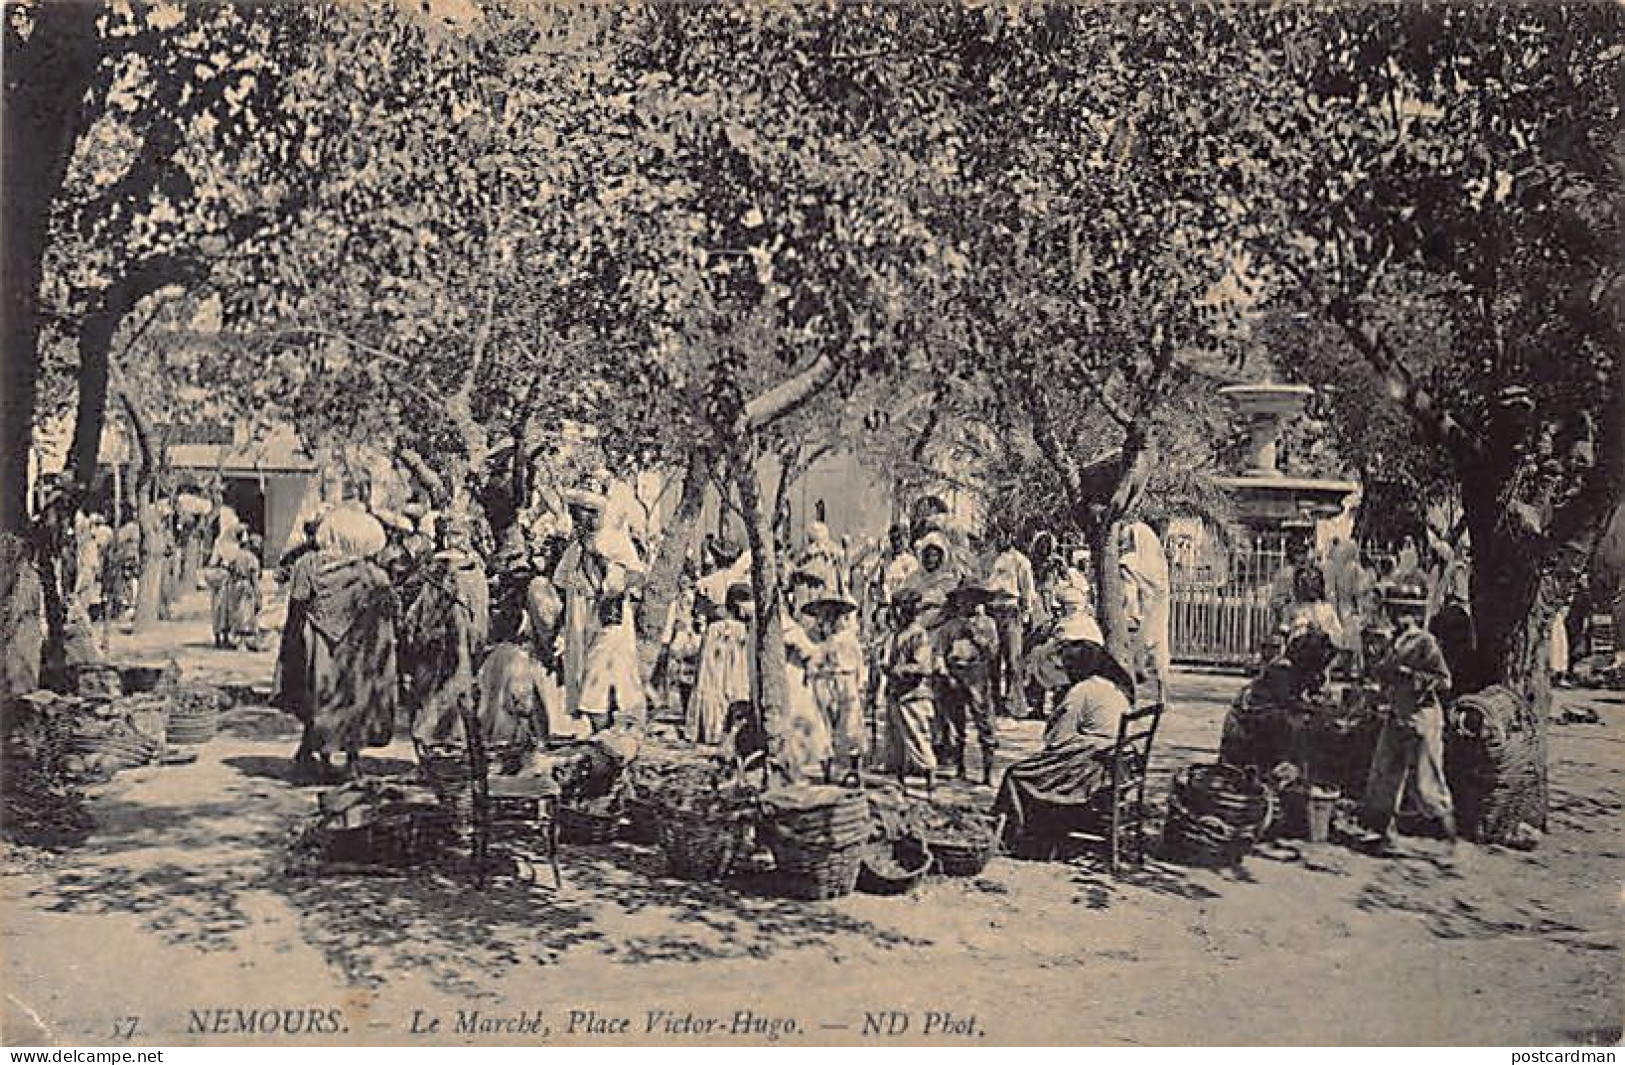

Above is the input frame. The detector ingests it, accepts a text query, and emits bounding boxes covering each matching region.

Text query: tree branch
[738,353,838,433]
[1026,386,1084,499]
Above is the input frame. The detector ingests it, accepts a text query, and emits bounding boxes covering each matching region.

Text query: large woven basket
[559,797,623,844]
[1446,686,1544,843]
[928,832,996,877]
[658,808,747,880]
[762,786,871,851]
[621,795,661,843]
[1160,765,1275,867]
[771,840,865,900]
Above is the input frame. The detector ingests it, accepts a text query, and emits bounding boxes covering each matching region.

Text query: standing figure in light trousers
[1361,581,1459,853]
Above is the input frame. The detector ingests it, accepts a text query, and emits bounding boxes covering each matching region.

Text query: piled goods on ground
[1161,764,1275,867]
[1445,685,1544,846]
[2,694,92,847]
[911,801,997,877]
[287,777,449,874]
[624,759,716,843]
[162,684,224,746]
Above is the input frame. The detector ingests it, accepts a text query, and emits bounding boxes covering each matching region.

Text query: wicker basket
[1160,766,1275,867]
[621,795,661,844]
[1162,796,1252,867]
[164,687,223,746]
[762,786,871,853]
[772,841,865,900]
[857,837,933,895]
[658,808,747,880]
[559,798,623,844]
[1446,686,1544,843]
[928,832,996,877]
[1175,764,1274,827]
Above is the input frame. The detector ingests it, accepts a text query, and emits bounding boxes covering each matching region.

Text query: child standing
[934,583,1001,784]
[886,589,939,792]
[804,595,866,785]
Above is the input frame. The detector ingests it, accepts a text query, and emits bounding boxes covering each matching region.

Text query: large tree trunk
[1,6,101,688]
[117,390,166,633]
[636,450,710,679]
[1463,483,1609,833]
[1091,519,1131,666]
[726,437,789,769]
[1,4,99,535]
[1090,434,1155,672]
[66,304,122,495]
[0,534,43,698]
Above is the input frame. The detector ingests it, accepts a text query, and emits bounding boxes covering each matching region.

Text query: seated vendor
[993,640,1137,858]
[1219,622,1335,775]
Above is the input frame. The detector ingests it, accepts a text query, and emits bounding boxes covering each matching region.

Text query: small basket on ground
[911,803,996,877]
[857,836,933,895]
[559,794,624,844]
[164,685,224,746]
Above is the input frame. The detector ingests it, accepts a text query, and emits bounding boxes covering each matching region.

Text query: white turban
[316,507,386,560]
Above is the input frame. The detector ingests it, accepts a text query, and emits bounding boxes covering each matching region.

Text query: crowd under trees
[3,1,1621,828]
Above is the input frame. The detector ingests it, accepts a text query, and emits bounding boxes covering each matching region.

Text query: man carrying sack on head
[1359,581,1461,857]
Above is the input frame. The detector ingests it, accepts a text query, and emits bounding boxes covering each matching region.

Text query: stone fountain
[1216,379,1358,527]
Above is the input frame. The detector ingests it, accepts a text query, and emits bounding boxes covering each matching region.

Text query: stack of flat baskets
[1445,686,1544,844]
[1162,764,1275,867]
[762,786,870,900]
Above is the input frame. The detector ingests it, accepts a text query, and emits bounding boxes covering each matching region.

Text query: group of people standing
[272,487,650,779]
[660,507,1174,794]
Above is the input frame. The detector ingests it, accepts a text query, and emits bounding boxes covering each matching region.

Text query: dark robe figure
[401,519,491,743]
[275,511,399,777]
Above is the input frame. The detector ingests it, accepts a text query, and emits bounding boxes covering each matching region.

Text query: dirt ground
[3,608,1621,1047]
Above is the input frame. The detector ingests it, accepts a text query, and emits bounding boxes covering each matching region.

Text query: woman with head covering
[796,521,847,608]
[992,638,1137,857]
[222,533,264,650]
[769,589,834,783]
[210,526,247,648]
[1119,521,1172,705]
[1219,621,1335,774]
[402,512,492,743]
[885,588,941,791]
[567,499,648,732]
[274,507,399,779]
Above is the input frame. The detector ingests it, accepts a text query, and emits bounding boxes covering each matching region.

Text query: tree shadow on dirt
[265,838,931,992]
[1062,853,1224,910]
[1353,856,1615,951]
[31,860,261,952]
[221,754,419,788]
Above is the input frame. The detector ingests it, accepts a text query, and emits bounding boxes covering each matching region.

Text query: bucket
[1305,784,1340,843]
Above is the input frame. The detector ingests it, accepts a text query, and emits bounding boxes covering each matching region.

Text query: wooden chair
[1078,702,1164,875]
[417,698,562,890]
